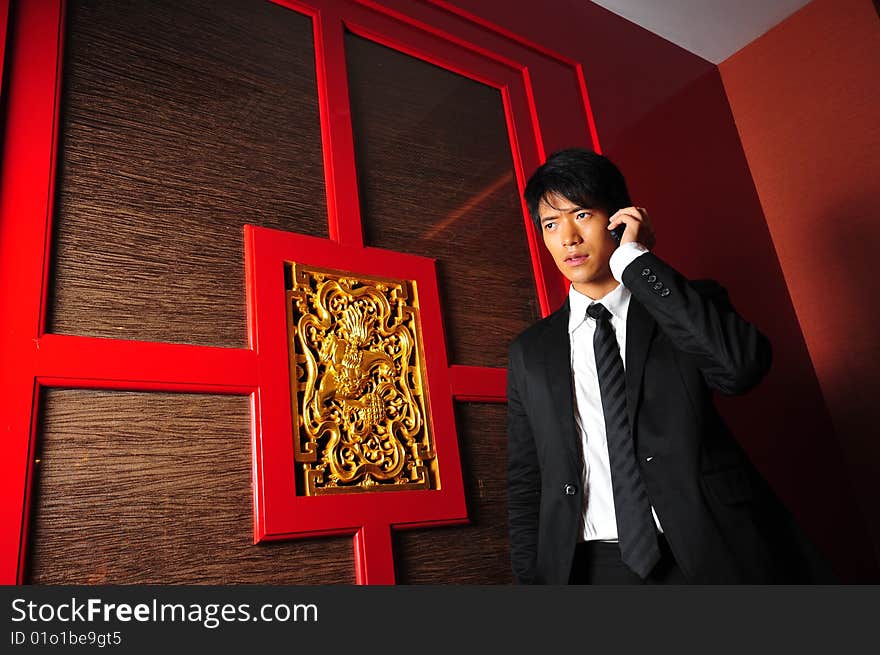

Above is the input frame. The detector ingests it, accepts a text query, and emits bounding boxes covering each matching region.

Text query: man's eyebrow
[541,205,584,221]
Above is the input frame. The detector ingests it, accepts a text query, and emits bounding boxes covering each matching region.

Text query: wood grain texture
[393,402,512,584]
[48,0,327,347]
[28,390,354,584]
[345,33,540,368]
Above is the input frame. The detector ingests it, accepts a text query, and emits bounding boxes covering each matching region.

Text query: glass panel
[49,0,327,347]
[28,390,354,584]
[346,33,540,367]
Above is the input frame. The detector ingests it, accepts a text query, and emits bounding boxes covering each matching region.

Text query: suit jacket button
[660,288,671,297]
[647,274,657,282]
[641,267,651,277]
[653,282,663,290]
[563,484,577,496]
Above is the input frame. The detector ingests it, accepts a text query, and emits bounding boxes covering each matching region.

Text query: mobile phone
[609,223,625,244]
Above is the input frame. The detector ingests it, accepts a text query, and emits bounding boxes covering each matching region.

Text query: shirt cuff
[609,241,650,282]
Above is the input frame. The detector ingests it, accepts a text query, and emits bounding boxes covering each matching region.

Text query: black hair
[523,148,632,229]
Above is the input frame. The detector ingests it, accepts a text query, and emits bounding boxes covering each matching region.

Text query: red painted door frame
[0,0,600,584]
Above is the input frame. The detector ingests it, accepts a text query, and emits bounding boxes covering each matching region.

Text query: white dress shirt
[569,242,663,542]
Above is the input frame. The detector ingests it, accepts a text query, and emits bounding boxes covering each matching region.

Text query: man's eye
[576,211,590,220]
[542,221,556,230]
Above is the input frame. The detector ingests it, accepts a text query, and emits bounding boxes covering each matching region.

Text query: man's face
[538,192,618,298]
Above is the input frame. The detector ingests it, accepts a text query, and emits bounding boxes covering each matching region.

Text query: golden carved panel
[286,263,439,495]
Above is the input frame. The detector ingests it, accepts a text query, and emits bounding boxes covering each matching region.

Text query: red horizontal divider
[35,334,258,393]
[449,365,506,403]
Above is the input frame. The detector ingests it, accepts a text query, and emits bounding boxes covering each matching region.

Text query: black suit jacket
[507,252,830,584]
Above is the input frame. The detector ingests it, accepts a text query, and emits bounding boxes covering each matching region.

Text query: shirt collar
[568,283,631,334]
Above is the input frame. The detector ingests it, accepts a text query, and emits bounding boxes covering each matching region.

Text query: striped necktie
[587,302,661,578]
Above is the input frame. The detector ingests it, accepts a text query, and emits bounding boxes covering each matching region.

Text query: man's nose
[560,221,582,246]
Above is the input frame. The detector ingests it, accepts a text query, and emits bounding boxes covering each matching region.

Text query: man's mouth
[564,254,589,266]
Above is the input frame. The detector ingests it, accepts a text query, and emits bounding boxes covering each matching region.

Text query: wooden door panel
[29,390,354,584]
[346,32,540,368]
[49,0,327,348]
[393,402,511,584]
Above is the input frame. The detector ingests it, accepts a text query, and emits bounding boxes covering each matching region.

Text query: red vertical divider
[0,0,65,584]
[354,523,396,584]
[311,0,366,248]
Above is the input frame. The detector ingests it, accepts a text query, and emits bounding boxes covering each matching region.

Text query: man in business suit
[507,148,829,584]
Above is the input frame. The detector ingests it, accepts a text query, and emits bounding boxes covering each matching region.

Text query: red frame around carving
[0,0,601,584]
[245,225,467,578]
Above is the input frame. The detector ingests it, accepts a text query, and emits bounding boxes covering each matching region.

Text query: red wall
[450,0,879,580]
[720,0,880,572]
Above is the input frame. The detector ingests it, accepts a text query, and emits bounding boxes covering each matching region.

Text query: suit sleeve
[507,338,541,584]
[622,252,772,394]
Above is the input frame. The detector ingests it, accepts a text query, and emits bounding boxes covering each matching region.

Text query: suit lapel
[542,300,580,465]
[625,295,656,433]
